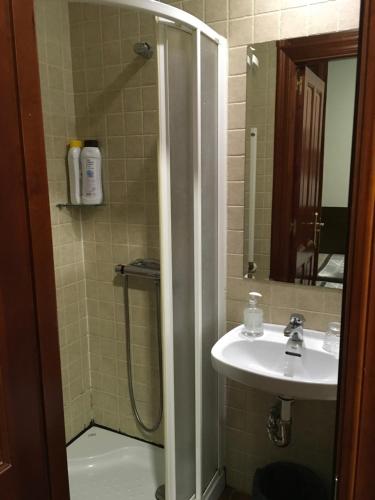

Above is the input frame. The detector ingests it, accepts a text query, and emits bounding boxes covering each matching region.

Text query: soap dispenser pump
[243,292,264,337]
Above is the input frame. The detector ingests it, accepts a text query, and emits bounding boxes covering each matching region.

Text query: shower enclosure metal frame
[71,1,228,499]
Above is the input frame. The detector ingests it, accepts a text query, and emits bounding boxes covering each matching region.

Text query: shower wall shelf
[56,203,105,208]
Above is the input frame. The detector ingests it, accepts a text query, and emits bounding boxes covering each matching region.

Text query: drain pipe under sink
[266,397,294,447]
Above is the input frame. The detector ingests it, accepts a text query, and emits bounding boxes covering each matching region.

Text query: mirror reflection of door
[293,57,357,287]
[243,32,358,287]
[293,66,326,285]
[272,36,358,288]
[317,58,357,288]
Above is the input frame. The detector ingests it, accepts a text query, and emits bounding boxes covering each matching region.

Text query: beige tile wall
[69,3,163,445]
[159,0,358,493]
[34,0,91,443]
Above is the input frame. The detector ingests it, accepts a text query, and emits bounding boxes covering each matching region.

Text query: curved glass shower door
[157,12,227,500]
[160,21,196,500]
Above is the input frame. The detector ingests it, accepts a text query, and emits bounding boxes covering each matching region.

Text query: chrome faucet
[284,314,305,357]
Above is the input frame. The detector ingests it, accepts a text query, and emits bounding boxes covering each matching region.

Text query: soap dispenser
[243,292,263,337]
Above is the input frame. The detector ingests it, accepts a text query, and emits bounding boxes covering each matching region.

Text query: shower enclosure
[155,4,227,498]
[34,0,227,498]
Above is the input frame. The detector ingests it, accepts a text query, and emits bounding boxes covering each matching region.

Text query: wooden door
[335,0,375,498]
[292,66,325,284]
[0,292,50,500]
[0,2,50,495]
[0,0,69,499]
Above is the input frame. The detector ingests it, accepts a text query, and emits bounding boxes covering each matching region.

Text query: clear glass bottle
[243,292,264,337]
[323,321,341,356]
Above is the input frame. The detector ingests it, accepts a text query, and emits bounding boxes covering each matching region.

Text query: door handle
[313,212,324,247]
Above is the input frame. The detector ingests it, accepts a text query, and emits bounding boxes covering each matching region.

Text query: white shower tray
[67,426,164,500]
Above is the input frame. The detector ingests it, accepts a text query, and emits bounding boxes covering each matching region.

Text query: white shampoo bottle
[67,139,82,205]
[81,139,103,205]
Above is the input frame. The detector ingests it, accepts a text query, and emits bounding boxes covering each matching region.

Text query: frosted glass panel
[200,34,219,491]
[166,25,196,500]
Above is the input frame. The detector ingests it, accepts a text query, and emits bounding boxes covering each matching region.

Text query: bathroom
[0,0,374,499]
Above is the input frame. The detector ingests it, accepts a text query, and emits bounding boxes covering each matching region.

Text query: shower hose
[123,274,163,433]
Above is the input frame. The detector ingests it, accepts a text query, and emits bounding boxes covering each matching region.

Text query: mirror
[243,32,358,287]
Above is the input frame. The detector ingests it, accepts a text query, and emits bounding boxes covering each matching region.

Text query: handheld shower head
[133,42,154,59]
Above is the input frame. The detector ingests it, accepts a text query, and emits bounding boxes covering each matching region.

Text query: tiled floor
[220,487,251,500]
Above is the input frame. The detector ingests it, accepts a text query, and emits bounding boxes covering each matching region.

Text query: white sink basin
[211,324,338,400]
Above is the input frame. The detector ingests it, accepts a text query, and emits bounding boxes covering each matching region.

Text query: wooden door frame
[335,0,375,498]
[270,30,358,282]
[2,1,70,499]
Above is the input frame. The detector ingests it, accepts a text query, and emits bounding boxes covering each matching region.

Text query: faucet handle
[289,313,305,327]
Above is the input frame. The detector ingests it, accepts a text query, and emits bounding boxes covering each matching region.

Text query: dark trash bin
[252,462,328,500]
